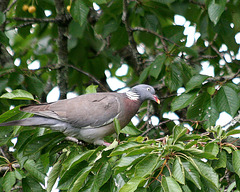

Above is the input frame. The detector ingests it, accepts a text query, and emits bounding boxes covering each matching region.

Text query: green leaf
[185,75,208,92]
[173,157,185,184]
[96,162,112,188]
[189,158,219,188]
[126,146,155,156]
[85,84,98,94]
[24,132,65,155]
[185,148,217,159]
[121,126,142,135]
[119,177,143,192]
[0,11,5,25]
[64,150,95,170]
[114,118,121,137]
[149,54,165,79]
[161,176,182,192]
[47,153,66,192]
[71,0,89,26]
[187,92,219,128]
[0,89,34,100]
[226,129,240,136]
[171,90,198,111]
[204,143,219,157]
[0,31,9,46]
[233,150,240,177]
[139,66,150,83]
[215,85,240,116]
[22,176,45,191]
[115,154,144,169]
[182,161,202,189]
[3,172,16,192]
[134,154,159,177]
[89,0,107,4]
[165,63,183,92]
[24,159,46,184]
[110,142,145,156]
[213,150,227,169]
[208,0,226,25]
[70,166,93,192]
[173,125,188,143]
[58,161,88,190]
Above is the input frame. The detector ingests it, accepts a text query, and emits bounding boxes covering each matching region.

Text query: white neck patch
[126,91,140,101]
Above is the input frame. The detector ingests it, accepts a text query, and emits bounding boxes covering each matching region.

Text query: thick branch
[54,0,70,99]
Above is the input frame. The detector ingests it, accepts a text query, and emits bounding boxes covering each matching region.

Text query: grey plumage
[0,84,160,145]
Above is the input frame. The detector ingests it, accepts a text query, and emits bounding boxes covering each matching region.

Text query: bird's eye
[147,87,151,91]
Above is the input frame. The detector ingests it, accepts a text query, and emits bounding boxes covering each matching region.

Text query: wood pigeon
[0,84,160,145]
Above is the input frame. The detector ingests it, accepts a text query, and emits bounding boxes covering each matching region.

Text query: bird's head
[127,84,160,104]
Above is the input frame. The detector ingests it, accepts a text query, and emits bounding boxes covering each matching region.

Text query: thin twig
[132,27,179,49]
[67,65,109,92]
[122,0,142,68]
[3,0,17,14]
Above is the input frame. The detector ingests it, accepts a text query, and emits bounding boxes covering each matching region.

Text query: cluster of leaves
[0,89,239,191]
[1,104,240,192]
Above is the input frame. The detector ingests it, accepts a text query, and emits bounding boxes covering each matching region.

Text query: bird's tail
[0,117,60,127]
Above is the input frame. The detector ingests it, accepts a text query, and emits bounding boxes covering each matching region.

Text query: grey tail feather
[0,117,60,127]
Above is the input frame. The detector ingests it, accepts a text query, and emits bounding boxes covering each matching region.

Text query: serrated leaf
[226,129,240,136]
[22,176,45,192]
[162,176,182,192]
[24,160,46,184]
[71,0,89,26]
[0,89,34,100]
[24,132,65,155]
[187,92,219,128]
[189,158,219,188]
[114,118,121,137]
[185,75,208,92]
[64,150,95,170]
[70,166,93,192]
[215,85,240,116]
[165,63,183,92]
[208,0,226,25]
[233,150,240,177]
[47,153,66,192]
[110,142,145,156]
[182,161,202,189]
[58,161,87,190]
[134,154,159,177]
[149,55,165,79]
[185,148,217,159]
[173,125,188,143]
[96,162,111,188]
[121,125,142,135]
[204,143,219,157]
[3,172,16,192]
[126,146,155,156]
[119,177,143,192]
[173,157,185,184]
[213,150,227,169]
[171,91,198,111]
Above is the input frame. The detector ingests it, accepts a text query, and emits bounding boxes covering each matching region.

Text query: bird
[0,84,160,145]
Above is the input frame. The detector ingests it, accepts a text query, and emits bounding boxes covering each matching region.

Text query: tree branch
[54,0,70,99]
[122,0,142,70]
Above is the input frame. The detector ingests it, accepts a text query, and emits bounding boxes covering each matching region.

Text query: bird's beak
[153,95,160,104]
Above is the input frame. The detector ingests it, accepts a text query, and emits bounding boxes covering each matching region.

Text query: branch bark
[54,0,70,99]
